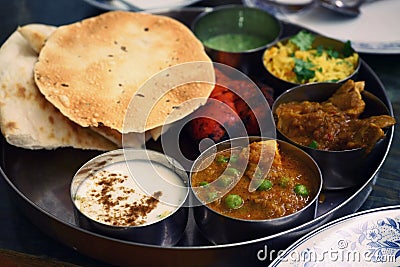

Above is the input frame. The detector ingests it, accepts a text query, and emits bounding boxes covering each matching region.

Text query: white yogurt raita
[74,159,187,227]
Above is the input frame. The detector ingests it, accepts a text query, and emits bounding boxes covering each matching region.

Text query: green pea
[279,177,290,188]
[199,181,209,187]
[217,175,233,188]
[294,184,309,197]
[225,194,243,209]
[226,167,240,177]
[257,179,273,191]
[216,155,229,164]
[308,140,318,149]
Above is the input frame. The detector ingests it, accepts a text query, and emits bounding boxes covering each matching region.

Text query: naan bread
[0,25,118,150]
[18,24,56,53]
[34,11,215,134]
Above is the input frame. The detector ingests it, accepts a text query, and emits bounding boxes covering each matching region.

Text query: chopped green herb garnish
[293,58,315,82]
[308,140,318,149]
[316,45,324,56]
[290,30,315,51]
[326,47,339,58]
[342,40,354,57]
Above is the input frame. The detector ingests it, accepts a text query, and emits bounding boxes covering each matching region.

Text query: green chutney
[203,33,267,52]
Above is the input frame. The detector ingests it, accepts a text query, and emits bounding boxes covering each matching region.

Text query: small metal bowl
[192,5,282,76]
[70,148,189,246]
[262,32,361,96]
[272,82,392,190]
[190,136,322,245]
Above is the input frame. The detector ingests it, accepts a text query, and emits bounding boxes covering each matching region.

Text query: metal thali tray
[0,7,395,267]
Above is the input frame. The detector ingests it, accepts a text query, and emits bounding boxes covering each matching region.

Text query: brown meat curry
[275,80,396,152]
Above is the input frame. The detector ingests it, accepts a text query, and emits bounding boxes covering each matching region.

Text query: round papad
[34,11,214,133]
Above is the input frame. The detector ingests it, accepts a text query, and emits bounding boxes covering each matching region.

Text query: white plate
[83,0,201,11]
[270,206,400,266]
[245,0,400,54]
[279,0,400,54]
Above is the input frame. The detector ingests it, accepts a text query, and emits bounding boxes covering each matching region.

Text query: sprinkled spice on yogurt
[74,169,162,226]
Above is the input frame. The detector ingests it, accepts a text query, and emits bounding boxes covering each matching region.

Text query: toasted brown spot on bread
[16,83,26,98]
[6,122,18,131]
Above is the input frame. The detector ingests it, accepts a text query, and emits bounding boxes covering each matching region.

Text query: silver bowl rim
[189,136,323,223]
[191,4,283,54]
[70,148,190,229]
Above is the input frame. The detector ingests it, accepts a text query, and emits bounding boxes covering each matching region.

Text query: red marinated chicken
[187,69,274,143]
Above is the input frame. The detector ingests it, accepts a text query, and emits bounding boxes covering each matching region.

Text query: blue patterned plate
[270,206,400,266]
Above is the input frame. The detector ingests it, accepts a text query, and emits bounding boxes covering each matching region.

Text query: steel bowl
[190,136,322,245]
[272,82,392,190]
[192,5,282,76]
[70,148,189,246]
[262,32,361,96]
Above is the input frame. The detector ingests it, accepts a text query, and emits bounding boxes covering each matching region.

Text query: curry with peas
[191,140,319,220]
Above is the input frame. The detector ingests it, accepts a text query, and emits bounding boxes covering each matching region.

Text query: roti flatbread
[18,24,56,54]
[34,11,215,134]
[0,25,118,150]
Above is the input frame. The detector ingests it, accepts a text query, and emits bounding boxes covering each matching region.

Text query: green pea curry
[191,140,319,220]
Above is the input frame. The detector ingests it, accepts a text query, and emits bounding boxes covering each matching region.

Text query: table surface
[0,0,399,266]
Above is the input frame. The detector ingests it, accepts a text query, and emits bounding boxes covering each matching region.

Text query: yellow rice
[263,41,359,84]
